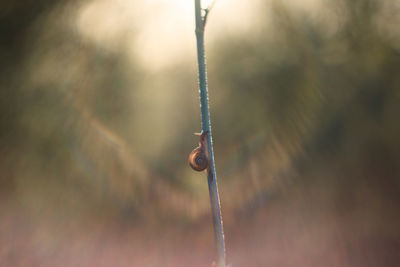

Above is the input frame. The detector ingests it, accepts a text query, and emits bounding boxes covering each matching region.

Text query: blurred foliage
[0,0,399,223]
[208,0,400,211]
[1,0,400,265]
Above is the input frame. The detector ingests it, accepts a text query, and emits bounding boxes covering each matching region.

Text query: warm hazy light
[2,0,400,266]
[75,0,261,70]
[201,0,215,8]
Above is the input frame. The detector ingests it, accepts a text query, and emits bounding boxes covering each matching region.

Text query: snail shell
[188,131,209,171]
[189,147,208,171]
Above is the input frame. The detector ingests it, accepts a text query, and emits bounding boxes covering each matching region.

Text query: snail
[188,131,209,171]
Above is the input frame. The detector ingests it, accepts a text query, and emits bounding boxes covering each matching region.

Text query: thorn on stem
[202,8,210,26]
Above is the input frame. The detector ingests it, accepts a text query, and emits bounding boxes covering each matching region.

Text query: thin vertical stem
[194,1,226,266]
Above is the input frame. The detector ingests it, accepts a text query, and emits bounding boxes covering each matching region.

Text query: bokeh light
[1,0,400,266]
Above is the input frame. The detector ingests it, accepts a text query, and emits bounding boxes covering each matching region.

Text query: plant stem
[194,1,226,266]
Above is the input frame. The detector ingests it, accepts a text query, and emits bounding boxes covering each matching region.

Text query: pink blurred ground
[1,179,399,267]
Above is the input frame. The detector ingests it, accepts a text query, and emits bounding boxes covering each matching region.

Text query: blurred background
[1,0,400,266]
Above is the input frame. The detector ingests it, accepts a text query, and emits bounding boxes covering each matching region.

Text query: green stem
[194,1,226,266]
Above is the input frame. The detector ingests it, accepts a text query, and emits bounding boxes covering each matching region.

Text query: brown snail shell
[188,131,209,172]
[189,147,208,171]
